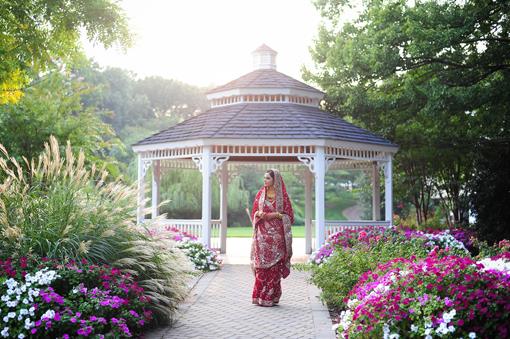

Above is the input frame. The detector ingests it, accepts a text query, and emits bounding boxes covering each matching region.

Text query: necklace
[266,188,276,200]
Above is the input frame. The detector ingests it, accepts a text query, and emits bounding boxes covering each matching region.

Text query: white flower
[41,310,55,320]
[6,301,17,308]
[5,279,17,289]
[389,334,399,339]
[383,323,390,339]
[425,336,432,339]
[469,333,476,338]
[24,319,34,330]
[2,317,8,323]
[347,298,359,308]
[477,258,510,274]
[7,313,15,319]
[19,309,28,316]
[410,324,418,332]
[448,325,455,333]
[18,334,25,339]
[442,309,456,323]
[436,322,449,335]
[0,295,9,302]
[1,327,9,338]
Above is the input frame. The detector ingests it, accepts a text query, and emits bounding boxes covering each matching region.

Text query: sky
[82,0,323,88]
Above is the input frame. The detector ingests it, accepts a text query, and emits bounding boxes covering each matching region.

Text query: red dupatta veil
[250,169,294,278]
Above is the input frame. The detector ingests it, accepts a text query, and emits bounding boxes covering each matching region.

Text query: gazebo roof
[133,44,397,153]
[206,69,323,95]
[133,103,396,147]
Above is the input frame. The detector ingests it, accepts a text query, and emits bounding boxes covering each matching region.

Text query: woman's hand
[264,212,282,220]
[256,211,284,221]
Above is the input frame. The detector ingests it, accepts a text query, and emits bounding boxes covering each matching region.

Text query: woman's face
[263,172,274,187]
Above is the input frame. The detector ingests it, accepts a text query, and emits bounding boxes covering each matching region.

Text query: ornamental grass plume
[0,136,194,324]
[0,136,139,261]
[115,236,193,325]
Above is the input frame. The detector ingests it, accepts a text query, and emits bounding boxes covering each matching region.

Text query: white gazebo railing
[153,219,222,250]
[312,220,391,242]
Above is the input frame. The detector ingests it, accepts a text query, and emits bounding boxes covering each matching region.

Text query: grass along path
[227,225,305,238]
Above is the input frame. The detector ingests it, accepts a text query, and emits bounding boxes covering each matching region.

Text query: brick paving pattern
[147,265,335,339]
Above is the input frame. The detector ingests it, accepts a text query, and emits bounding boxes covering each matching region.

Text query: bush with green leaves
[310,233,430,309]
[0,137,192,324]
[175,241,221,272]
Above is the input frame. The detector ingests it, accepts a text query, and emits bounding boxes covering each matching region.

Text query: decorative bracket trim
[297,156,315,173]
[212,155,230,173]
[192,156,203,173]
[326,157,336,171]
[192,155,230,174]
[141,160,152,178]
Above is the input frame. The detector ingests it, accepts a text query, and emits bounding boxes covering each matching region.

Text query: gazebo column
[151,160,161,219]
[384,155,393,225]
[219,164,229,254]
[137,155,149,224]
[372,161,381,220]
[201,146,213,248]
[304,169,313,254]
[314,146,326,249]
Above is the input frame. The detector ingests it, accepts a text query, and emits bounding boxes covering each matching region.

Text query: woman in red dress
[250,169,294,307]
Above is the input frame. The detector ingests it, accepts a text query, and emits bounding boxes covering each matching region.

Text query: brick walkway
[147,265,335,339]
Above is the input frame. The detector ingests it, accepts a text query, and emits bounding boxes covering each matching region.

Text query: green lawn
[226,225,305,238]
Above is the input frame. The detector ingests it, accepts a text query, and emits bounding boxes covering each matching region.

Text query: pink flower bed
[0,256,152,338]
[338,250,510,338]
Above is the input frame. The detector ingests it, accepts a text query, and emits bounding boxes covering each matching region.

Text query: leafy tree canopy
[306,0,510,229]
[0,0,132,104]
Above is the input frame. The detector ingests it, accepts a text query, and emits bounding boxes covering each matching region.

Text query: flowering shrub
[165,226,198,242]
[176,241,221,272]
[338,251,510,338]
[149,226,222,272]
[310,227,471,266]
[309,226,388,265]
[309,232,430,309]
[0,256,152,338]
[401,229,470,255]
[477,251,510,274]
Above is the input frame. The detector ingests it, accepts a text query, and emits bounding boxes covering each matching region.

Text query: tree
[0,0,132,104]
[306,0,510,228]
[0,71,122,175]
[468,139,510,243]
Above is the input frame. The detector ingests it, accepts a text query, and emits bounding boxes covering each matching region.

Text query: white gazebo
[132,44,398,254]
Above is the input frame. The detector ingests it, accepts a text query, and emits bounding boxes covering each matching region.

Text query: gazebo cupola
[132,44,398,254]
[207,45,324,108]
[252,43,277,70]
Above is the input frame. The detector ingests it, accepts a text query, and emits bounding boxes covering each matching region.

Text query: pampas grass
[0,136,193,324]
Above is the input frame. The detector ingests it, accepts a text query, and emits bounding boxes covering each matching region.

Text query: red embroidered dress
[250,169,294,306]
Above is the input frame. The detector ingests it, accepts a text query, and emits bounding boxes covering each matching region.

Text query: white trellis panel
[153,219,221,250]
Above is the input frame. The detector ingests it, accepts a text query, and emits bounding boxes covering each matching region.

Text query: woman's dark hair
[266,170,275,180]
